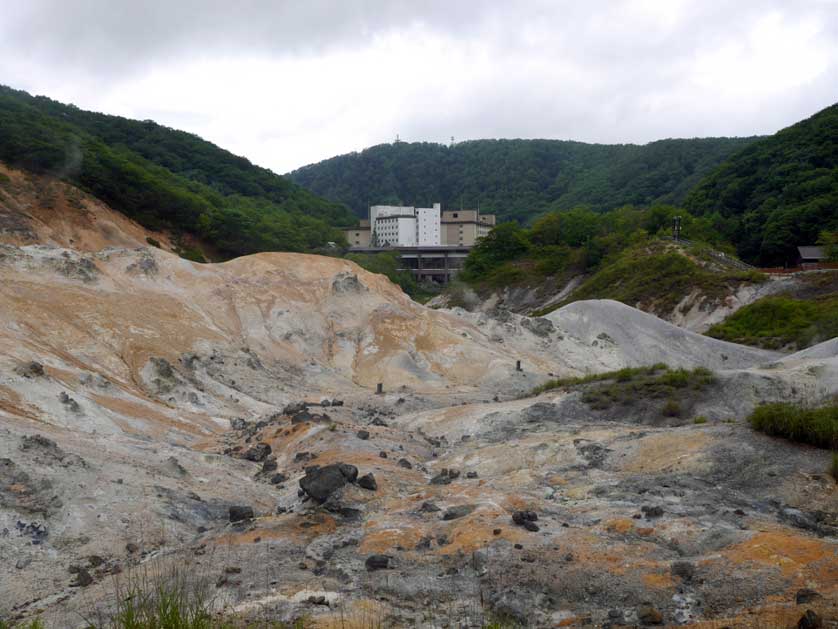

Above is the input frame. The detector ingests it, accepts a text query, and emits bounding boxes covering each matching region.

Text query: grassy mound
[707,295,838,350]
[537,245,764,316]
[531,364,716,417]
[748,403,838,450]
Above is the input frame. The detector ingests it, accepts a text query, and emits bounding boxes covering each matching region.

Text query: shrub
[662,399,682,417]
[693,415,708,424]
[146,236,161,248]
[831,452,838,483]
[748,403,838,449]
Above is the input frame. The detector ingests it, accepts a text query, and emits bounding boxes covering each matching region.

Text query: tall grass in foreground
[748,402,838,450]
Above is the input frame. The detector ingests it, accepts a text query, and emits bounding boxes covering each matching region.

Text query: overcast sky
[3,1,837,173]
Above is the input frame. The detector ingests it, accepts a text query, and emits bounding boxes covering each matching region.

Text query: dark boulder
[69,566,93,587]
[261,459,278,473]
[269,473,287,485]
[512,511,539,532]
[796,589,822,604]
[358,473,377,491]
[642,505,664,519]
[512,511,538,524]
[671,561,695,582]
[283,401,308,415]
[419,501,441,513]
[397,458,412,470]
[798,610,822,629]
[299,463,358,503]
[229,506,254,522]
[243,443,271,462]
[356,430,370,440]
[337,463,358,483]
[365,554,391,571]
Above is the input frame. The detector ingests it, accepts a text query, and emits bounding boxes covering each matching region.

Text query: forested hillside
[289,136,757,222]
[685,102,838,265]
[0,85,354,257]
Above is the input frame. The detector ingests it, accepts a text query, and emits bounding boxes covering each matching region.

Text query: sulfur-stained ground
[0,172,836,627]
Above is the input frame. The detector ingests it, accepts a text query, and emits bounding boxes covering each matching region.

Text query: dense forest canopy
[0,85,355,257]
[289,136,758,223]
[685,103,838,266]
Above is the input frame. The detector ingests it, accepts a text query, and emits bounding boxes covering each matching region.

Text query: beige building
[343,208,496,249]
[344,219,371,248]
[440,210,496,246]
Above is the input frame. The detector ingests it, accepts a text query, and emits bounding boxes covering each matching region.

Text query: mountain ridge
[289,135,760,221]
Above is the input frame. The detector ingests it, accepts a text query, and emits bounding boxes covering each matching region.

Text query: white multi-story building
[370,203,441,247]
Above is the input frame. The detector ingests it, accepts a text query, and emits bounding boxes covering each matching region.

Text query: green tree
[818,230,838,262]
[462,222,530,277]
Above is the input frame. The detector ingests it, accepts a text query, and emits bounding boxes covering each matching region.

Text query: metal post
[376,383,383,395]
[516,360,522,372]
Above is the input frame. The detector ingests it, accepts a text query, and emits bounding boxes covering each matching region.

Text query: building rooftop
[797,246,825,260]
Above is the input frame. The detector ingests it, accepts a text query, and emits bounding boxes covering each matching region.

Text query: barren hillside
[0,175,836,628]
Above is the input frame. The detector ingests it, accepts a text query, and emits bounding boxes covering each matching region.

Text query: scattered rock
[671,561,695,582]
[512,510,539,532]
[270,473,288,485]
[521,317,555,337]
[229,417,247,431]
[229,506,254,522]
[642,505,664,519]
[637,603,664,625]
[466,471,478,479]
[332,272,366,294]
[397,458,412,470]
[796,589,822,605]
[798,610,822,629]
[365,554,391,571]
[430,468,459,485]
[307,594,328,606]
[242,443,272,462]
[158,456,188,478]
[419,501,441,513]
[442,504,475,520]
[356,430,370,440]
[371,417,389,427]
[357,473,377,491]
[283,401,308,415]
[18,361,45,378]
[524,402,559,423]
[58,392,81,413]
[69,566,93,587]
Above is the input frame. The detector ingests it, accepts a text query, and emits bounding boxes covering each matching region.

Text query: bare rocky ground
[0,184,836,627]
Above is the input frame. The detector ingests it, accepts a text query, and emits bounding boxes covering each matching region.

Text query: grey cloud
[1,0,836,173]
